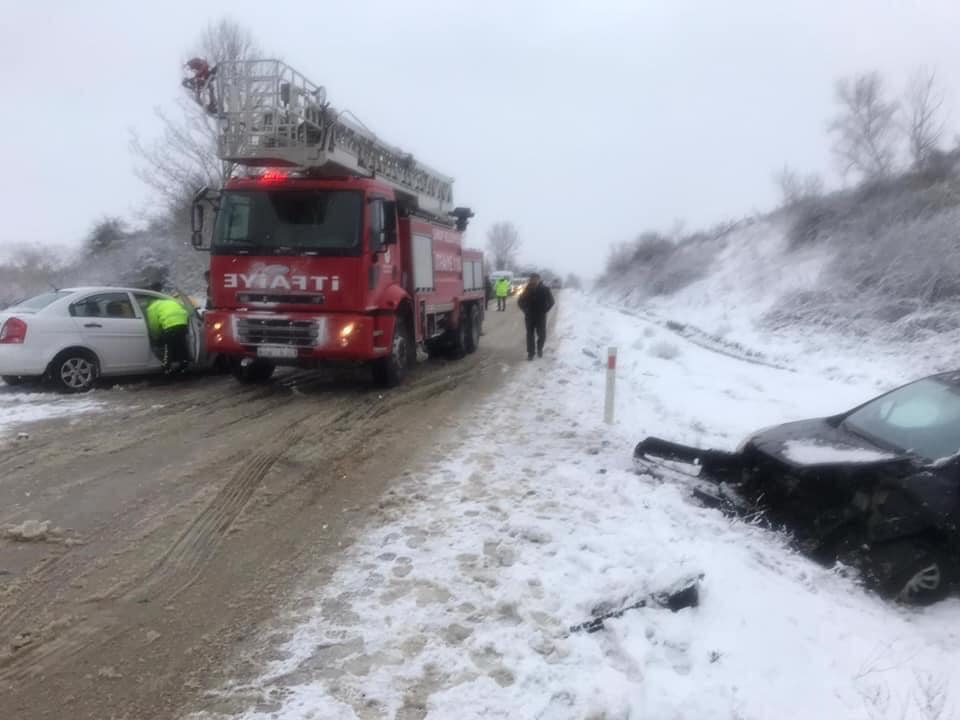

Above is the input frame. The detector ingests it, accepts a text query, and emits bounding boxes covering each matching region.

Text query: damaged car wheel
[864,540,952,606]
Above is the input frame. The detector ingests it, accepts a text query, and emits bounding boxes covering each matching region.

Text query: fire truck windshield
[213,190,362,255]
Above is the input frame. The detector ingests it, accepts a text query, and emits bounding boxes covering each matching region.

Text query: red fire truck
[189,60,486,386]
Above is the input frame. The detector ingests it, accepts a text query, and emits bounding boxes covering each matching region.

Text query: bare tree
[774,165,824,206]
[198,17,260,67]
[486,222,522,270]
[85,216,128,256]
[903,67,946,170]
[0,245,70,305]
[829,72,900,181]
[130,18,261,212]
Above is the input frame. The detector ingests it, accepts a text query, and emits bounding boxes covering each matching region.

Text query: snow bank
[0,385,103,437]
[193,294,960,720]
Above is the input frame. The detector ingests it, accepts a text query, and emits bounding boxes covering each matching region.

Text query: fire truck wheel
[232,358,275,384]
[464,305,480,354]
[448,310,470,360]
[424,339,445,359]
[373,313,411,387]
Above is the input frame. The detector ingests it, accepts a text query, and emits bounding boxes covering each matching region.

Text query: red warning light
[260,170,288,183]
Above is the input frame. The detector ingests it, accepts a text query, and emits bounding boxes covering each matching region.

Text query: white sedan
[0,287,210,392]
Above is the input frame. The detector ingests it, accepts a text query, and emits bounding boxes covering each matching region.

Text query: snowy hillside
[191,294,960,720]
[598,170,960,389]
[602,222,960,389]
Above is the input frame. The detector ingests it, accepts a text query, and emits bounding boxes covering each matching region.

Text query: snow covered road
[0,383,103,438]
[194,293,960,720]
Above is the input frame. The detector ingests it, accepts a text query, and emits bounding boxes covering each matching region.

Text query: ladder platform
[211,59,454,216]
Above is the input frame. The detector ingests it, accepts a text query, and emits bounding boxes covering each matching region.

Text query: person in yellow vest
[145,286,191,374]
[495,277,511,312]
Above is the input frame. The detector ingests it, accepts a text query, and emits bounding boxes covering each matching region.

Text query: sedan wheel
[53,354,98,393]
[898,562,942,603]
[865,539,952,606]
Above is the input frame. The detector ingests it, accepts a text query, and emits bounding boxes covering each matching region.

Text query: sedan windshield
[213,190,362,255]
[6,290,71,313]
[843,378,960,460]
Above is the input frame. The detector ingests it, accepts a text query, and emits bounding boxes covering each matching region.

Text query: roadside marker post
[604,347,617,424]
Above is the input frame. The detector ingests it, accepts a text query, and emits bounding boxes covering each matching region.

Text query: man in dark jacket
[517,273,555,360]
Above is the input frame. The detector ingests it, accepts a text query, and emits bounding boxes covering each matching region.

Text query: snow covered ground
[0,382,103,438]
[193,293,960,720]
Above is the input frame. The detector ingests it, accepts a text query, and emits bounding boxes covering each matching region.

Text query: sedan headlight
[735,424,780,453]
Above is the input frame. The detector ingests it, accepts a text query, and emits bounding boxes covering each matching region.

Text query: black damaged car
[634,371,960,605]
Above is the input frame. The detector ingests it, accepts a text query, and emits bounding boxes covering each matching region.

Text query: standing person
[483,275,492,311]
[145,292,191,374]
[517,273,555,360]
[495,277,511,311]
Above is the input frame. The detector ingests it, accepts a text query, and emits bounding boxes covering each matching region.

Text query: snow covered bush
[0,216,206,308]
[596,225,736,303]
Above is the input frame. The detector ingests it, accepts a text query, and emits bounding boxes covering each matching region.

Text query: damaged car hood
[748,419,906,469]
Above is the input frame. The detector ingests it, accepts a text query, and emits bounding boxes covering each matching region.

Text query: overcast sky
[3,0,960,278]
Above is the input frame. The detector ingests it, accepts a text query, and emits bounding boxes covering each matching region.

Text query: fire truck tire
[232,358,275,384]
[373,313,411,387]
[448,310,470,360]
[424,338,444,359]
[464,305,480,354]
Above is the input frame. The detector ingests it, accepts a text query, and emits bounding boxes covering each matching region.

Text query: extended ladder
[207,59,455,216]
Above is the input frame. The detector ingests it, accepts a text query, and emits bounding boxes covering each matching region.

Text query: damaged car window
[843,378,960,461]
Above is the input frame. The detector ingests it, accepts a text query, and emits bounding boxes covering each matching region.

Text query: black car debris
[634,371,960,605]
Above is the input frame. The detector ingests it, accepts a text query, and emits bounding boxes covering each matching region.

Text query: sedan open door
[69,292,152,373]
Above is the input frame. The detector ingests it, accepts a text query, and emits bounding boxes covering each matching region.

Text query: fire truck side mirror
[191,203,205,249]
[191,186,213,251]
[383,201,398,245]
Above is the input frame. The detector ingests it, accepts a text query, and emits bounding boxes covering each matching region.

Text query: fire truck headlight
[339,322,356,347]
[212,321,224,332]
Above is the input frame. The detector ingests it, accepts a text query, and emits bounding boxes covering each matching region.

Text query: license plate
[257,345,298,359]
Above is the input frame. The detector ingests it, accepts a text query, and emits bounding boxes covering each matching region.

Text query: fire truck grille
[235,318,320,347]
[236,292,324,305]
